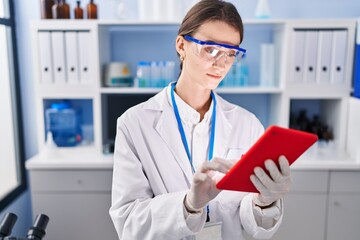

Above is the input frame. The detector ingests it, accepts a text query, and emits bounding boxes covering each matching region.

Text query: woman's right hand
[185,157,235,212]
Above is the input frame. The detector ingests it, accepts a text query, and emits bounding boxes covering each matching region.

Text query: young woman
[110,0,291,239]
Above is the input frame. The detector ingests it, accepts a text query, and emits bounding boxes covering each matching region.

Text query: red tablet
[216,125,318,192]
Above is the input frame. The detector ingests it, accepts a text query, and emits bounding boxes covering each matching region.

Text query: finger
[279,155,291,177]
[193,172,212,185]
[212,157,235,169]
[264,159,283,183]
[254,166,274,189]
[199,158,233,174]
[250,174,267,193]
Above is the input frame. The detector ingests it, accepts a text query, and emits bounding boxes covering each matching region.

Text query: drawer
[329,171,360,193]
[29,169,113,192]
[290,170,329,193]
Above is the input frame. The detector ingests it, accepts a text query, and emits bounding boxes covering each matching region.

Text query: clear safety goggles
[184,35,246,66]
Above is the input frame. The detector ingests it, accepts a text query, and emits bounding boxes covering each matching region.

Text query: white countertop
[25,146,114,170]
[26,146,360,171]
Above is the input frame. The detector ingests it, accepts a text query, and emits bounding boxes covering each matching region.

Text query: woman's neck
[174,79,212,120]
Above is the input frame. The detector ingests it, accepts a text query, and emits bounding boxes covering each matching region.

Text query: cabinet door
[271,193,327,240]
[327,171,360,240]
[327,194,360,240]
[245,170,328,240]
[272,170,328,240]
[32,192,118,240]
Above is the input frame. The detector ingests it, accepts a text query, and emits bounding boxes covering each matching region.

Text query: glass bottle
[255,0,271,19]
[40,0,55,19]
[74,1,84,19]
[61,0,70,19]
[52,0,64,19]
[86,0,97,19]
[62,0,70,19]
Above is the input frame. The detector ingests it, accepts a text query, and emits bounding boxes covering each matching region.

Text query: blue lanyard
[170,82,217,172]
[171,82,216,222]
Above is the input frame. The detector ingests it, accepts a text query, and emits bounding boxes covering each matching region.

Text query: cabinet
[243,169,360,240]
[26,149,118,240]
[245,170,329,240]
[327,171,360,240]
[271,170,329,240]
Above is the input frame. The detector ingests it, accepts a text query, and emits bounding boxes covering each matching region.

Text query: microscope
[0,212,49,240]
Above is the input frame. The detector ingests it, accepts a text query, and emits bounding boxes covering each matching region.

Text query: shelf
[286,84,351,98]
[100,86,283,94]
[38,84,98,98]
[216,86,282,94]
[26,146,113,170]
[33,18,356,28]
[101,87,162,94]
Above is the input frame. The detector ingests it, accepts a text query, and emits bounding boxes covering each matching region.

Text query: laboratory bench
[26,147,360,240]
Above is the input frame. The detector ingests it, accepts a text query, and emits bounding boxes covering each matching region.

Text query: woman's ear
[176,35,186,60]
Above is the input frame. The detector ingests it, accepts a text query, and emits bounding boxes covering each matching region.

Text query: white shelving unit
[30,18,357,160]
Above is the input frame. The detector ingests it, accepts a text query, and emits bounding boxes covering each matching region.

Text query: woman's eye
[204,47,220,56]
[227,51,237,58]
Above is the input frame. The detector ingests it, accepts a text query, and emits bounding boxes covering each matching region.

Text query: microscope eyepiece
[0,213,17,238]
[26,214,49,240]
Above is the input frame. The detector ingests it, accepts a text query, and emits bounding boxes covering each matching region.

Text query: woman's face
[179,20,241,91]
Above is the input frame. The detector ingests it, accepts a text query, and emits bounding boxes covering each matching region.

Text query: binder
[303,30,319,83]
[65,31,80,84]
[291,30,306,83]
[51,31,67,84]
[37,31,53,84]
[353,19,360,98]
[77,31,92,84]
[330,30,348,84]
[316,31,333,84]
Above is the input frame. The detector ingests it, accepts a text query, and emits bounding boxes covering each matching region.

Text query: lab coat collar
[211,91,232,160]
[143,87,232,184]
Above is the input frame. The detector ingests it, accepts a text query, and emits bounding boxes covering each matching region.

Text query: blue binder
[354,18,360,98]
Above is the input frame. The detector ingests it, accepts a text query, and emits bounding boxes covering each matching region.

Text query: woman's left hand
[250,155,292,207]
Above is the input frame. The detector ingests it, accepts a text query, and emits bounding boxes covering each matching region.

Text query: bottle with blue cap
[45,101,82,147]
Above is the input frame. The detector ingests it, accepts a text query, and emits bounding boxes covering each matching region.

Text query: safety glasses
[184,35,246,66]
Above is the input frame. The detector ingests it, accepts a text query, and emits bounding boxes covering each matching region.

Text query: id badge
[195,222,222,240]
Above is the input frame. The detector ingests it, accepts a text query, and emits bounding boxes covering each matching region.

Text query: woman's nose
[213,53,227,68]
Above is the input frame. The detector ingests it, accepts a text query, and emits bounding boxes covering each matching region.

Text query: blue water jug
[45,102,81,147]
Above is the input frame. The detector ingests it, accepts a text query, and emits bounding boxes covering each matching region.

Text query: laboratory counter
[25,146,360,171]
[25,146,360,240]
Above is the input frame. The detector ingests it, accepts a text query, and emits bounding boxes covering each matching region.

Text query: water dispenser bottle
[45,102,81,147]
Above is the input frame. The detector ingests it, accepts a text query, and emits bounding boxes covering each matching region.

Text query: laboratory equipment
[45,101,82,147]
[86,0,97,19]
[103,62,133,87]
[0,213,49,240]
[74,1,84,19]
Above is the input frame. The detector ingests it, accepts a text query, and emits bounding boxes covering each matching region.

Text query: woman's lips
[207,73,222,79]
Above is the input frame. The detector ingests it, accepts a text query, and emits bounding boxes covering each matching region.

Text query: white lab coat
[110,86,283,240]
